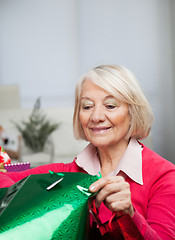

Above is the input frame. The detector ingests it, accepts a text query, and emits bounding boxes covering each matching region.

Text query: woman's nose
[90,106,105,123]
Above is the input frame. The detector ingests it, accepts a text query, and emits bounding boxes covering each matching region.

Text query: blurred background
[0,0,175,164]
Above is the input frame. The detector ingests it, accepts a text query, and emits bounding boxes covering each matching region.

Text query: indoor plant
[13,98,59,153]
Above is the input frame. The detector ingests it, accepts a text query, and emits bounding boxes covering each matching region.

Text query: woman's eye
[105,104,117,109]
[82,105,92,110]
[81,100,94,110]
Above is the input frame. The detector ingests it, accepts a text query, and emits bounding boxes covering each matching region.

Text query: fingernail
[89,185,96,192]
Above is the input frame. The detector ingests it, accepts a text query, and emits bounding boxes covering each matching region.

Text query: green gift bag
[0,172,99,240]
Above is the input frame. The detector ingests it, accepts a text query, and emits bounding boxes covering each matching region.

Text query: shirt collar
[75,138,143,185]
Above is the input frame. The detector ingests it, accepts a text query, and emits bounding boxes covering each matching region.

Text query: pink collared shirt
[76,138,143,185]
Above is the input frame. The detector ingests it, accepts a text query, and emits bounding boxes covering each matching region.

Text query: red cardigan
[0,145,175,239]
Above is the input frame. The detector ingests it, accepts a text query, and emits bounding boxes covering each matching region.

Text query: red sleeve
[0,173,15,188]
[0,163,70,188]
[95,168,175,240]
[132,169,175,240]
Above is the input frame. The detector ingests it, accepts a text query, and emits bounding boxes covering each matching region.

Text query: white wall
[0,0,175,163]
[0,0,79,107]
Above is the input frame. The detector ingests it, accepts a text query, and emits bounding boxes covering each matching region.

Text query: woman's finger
[95,181,130,208]
[89,175,125,192]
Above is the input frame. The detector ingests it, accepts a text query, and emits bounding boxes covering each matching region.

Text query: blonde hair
[73,65,153,140]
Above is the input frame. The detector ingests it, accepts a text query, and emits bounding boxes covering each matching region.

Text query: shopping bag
[0,172,99,240]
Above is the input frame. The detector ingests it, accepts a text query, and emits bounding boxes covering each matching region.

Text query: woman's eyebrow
[81,97,92,100]
[81,95,115,99]
[105,95,116,99]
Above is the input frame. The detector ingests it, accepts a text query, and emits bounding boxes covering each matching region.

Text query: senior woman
[1,65,175,239]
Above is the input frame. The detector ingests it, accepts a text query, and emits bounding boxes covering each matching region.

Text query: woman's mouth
[90,127,111,133]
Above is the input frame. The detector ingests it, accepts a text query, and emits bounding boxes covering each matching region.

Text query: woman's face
[79,80,131,150]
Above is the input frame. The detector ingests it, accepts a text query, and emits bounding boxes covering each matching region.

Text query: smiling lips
[90,127,111,133]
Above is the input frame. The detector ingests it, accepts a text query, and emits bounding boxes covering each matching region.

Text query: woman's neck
[97,140,129,177]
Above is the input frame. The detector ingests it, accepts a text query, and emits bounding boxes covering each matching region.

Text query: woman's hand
[89,176,135,217]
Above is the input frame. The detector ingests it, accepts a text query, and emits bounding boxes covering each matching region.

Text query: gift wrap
[0,146,11,165]
[0,172,99,240]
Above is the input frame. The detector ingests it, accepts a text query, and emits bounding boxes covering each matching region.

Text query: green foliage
[13,98,59,152]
